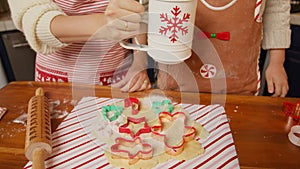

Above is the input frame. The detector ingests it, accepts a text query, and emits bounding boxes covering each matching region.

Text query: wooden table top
[0,81,299,168]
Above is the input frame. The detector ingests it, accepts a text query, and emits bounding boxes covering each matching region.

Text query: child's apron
[157,0,264,95]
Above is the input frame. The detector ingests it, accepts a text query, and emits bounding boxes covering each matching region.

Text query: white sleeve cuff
[36,11,69,53]
[262,29,291,50]
[22,3,68,54]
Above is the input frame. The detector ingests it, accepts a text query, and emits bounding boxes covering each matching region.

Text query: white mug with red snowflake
[120,0,197,64]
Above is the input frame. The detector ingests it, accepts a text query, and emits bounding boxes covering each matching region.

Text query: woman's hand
[51,0,144,42]
[112,66,151,92]
[103,0,144,40]
[112,33,151,92]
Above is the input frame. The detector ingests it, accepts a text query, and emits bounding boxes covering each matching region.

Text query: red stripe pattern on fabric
[23,98,239,169]
[35,0,132,85]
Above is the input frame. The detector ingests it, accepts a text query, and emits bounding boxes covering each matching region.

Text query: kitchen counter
[0,81,300,168]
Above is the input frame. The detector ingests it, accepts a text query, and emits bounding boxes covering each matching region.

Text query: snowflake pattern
[159,6,191,43]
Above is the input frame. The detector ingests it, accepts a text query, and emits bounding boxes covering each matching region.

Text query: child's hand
[265,65,289,97]
[265,49,289,97]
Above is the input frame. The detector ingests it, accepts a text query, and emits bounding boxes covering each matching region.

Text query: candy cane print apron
[157,0,263,95]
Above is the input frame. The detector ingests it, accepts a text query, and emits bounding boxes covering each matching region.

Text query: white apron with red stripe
[35,0,132,86]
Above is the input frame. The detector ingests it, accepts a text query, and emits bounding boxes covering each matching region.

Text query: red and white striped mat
[24,97,240,169]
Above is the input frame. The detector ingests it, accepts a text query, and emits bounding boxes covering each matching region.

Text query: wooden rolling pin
[25,88,52,169]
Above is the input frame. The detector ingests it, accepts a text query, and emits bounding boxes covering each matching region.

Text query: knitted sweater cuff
[262,29,291,50]
[36,11,68,53]
[21,3,68,54]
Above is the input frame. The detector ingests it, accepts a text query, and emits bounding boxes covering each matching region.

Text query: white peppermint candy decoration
[200,64,217,79]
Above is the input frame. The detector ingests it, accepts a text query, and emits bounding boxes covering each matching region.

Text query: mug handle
[119,0,149,51]
[119,37,149,51]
